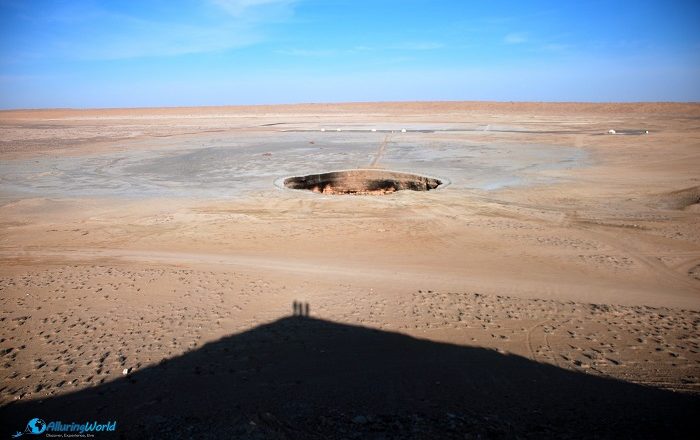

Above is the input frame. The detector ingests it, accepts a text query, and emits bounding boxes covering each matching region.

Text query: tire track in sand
[369,134,392,168]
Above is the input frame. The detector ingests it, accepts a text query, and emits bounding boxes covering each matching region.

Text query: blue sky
[1,0,699,108]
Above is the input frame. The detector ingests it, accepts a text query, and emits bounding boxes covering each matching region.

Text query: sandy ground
[0,102,699,438]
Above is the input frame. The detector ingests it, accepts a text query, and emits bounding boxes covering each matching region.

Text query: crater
[282,169,444,195]
[653,186,700,211]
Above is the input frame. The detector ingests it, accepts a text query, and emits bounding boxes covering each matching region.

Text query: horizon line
[2,99,699,112]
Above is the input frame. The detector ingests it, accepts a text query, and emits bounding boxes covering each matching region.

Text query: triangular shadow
[1,315,697,438]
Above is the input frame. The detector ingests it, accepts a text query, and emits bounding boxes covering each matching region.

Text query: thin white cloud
[278,41,443,58]
[347,42,444,53]
[276,48,336,57]
[390,42,444,51]
[81,27,261,59]
[15,1,301,60]
[504,33,528,44]
[540,43,572,52]
[210,0,297,21]
[54,17,261,60]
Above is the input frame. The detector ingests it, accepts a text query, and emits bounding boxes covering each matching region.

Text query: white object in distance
[608,129,616,135]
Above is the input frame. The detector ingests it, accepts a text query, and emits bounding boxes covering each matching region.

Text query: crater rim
[275,168,450,195]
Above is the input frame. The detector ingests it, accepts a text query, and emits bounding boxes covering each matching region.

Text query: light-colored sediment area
[0,102,699,415]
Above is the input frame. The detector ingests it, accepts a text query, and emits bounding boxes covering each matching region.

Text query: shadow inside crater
[1,313,697,439]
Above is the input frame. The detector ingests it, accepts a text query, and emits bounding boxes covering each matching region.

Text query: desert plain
[0,102,699,438]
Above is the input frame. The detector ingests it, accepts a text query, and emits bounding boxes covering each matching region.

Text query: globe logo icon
[26,418,47,434]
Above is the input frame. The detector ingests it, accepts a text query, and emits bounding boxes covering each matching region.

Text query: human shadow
[1,311,697,439]
[292,300,310,317]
